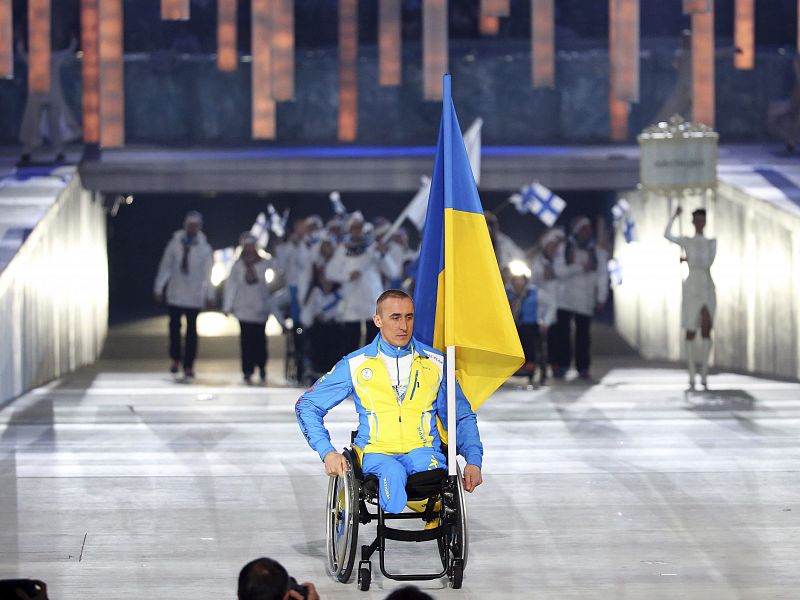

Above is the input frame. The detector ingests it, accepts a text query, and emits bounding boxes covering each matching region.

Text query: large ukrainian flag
[413,75,524,411]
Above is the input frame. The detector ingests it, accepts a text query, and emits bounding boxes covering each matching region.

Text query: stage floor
[2,324,800,599]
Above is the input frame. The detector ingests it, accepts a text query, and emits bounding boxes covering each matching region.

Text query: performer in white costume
[664,206,717,390]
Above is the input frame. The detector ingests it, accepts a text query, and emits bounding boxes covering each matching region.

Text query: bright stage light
[196,312,238,337]
[508,260,531,278]
[210,262,227,287]
[265,268,275,283]
[266,314,283,336]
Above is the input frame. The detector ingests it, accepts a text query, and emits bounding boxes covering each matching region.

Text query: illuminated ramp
[0,166,108,403]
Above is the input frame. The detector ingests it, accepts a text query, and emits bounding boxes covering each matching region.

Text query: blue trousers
[362,447,447,514]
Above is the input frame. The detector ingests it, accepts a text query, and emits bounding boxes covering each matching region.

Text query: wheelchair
[325,440,469,591]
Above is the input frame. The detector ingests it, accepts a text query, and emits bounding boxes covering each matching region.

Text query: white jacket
[222,258,276,323]
[553,239,609,317]
[536,285,558,327]
[300,286,343,328]
[275,238,313,300]
[532,253,560,307]
[325,242,399,321]
[386,241,417,282]
[495,232,526,268]
[154,230,213,310]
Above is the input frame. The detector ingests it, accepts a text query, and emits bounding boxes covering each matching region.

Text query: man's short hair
[384,585,435,600]
[692,208,707,218]
[238,557,288,600]
[375,289,413,315]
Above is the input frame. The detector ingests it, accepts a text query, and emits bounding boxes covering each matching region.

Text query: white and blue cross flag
[250,212,269,248]
[611,197,636,243]
[509,181,566,227]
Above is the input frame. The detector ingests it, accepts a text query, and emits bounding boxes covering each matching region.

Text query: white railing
[0,175,108,402]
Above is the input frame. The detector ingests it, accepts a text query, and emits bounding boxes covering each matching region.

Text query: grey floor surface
[2,324,800,599]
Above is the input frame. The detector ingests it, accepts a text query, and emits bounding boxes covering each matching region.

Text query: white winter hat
[184,210,203,227]
[347,211,365,227]
[571,217,591,235]
[306,214,324,229]
[540,228,565,248]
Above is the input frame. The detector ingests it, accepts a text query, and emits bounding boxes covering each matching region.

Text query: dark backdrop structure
[1,0,799,144]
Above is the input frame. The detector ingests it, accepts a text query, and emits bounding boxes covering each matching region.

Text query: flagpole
[442,73,457,478]
[446,345,457,476]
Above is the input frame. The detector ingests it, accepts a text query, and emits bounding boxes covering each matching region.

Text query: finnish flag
[611,198,636,243]
[509,181,566,228]
[622,217,636,243]
[267,204,286,238]
[250,212,269,248]
[611,198,631,225]
[329,191,347,217]
[608,258,623,288]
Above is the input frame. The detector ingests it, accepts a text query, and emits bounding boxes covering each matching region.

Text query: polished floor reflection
[2,327,800,599]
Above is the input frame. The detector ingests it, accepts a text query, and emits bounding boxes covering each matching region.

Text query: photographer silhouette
[237,558,319,600]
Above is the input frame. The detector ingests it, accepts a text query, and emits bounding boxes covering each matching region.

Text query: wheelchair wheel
[438,464,470,572]
[451,558,464,589]
[325,461,359,582]
[455,463,470,570]
[358,566,371,591]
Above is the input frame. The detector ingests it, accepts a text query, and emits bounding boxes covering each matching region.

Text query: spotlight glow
[508,260,531,278]
[210,263,227,287]
[196,312,238,337]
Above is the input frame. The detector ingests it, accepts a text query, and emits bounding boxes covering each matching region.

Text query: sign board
[638,115,718,192]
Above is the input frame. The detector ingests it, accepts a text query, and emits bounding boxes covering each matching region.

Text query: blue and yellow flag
[413,75,524,411]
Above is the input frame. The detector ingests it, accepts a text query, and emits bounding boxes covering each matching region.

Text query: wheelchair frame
[325,447,469,592]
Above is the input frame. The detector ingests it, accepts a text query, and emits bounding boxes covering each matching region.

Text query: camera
[288,576,309,599]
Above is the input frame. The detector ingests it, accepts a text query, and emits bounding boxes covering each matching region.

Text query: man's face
[320,239,334,258]
[185,222,200,236]
[544,238,561,258]
[292,221,307,240]
[373,296,414,347]
[350,221,364,241]
[576,224,592,244]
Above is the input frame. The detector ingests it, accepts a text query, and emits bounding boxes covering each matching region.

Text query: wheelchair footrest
[379,524,444,543]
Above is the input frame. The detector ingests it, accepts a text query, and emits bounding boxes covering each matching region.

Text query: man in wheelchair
[295,288,483,513]
[295,289,482,589]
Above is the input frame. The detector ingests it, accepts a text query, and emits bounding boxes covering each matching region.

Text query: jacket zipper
[396,353,402,422]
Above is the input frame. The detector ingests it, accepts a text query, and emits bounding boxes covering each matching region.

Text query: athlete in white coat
[549,217,609,380]
[223,234,279,384]
[154,211,213,380]
[665,206,717,390]
[325,212,399,354]
[531,229,566,383]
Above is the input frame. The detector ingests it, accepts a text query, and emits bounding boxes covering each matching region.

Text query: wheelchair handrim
[456,463,470,570]
[325,472,357,579]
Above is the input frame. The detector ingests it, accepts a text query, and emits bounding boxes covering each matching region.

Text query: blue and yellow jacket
[295,334,483,467]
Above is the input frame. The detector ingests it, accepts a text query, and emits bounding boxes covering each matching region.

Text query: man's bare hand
[324,451,348,477]
[288,582,319,600]
[463,464,482,492]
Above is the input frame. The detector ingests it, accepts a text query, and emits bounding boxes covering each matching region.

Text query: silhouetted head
[237,557,289,600]
[692,208,707,235]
